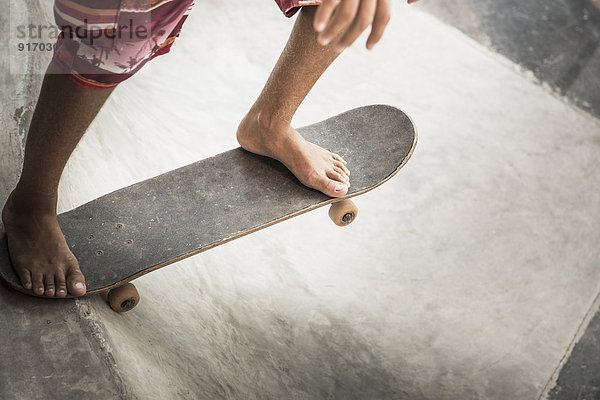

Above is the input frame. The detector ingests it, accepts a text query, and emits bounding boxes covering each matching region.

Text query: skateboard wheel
[108,283,140,313]
[329,199,358,226]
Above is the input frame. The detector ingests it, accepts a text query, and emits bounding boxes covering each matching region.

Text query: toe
[327,169,349,186]
[32,272,45,296]
[66,266,86,296]
[332,167,350,184]
[15,267,33,291]
[44,275,56,297]
[55,274,68,298]
[335,160,350,176]
[332,153,347,165]
[325,178,349,197]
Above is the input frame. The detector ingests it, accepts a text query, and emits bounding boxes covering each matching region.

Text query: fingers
[316,0,360,46]
[366,0,391,50]
[314,0,416,51]
[314,0,340,33]
[336,0,377,51]
[314,0,394,50]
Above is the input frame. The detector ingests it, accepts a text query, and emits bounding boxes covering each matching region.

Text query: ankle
[8,187,58,213]
[250,104,291,133]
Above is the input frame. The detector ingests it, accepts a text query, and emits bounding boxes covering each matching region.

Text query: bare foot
[237,110,351,197]
[1,191,86,297]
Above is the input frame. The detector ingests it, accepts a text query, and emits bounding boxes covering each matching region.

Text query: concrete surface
[549,305,600,399]
[420,0,600,119]
[2,1,600,399]
[1,2,126,399]
[419,1,600,396]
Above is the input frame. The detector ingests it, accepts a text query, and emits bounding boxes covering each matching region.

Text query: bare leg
[2,61,114,297]
[237,6,351,197]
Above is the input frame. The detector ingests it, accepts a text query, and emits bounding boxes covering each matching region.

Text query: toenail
[335,184,345,192]
[75,282,85,290]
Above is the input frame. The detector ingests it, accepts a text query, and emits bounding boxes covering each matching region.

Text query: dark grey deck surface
[0,105,416,295]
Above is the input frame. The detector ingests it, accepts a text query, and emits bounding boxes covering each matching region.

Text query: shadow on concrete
[548,304,600,399]
[419,0,600,119]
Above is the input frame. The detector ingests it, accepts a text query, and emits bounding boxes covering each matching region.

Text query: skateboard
[0,105,417,312]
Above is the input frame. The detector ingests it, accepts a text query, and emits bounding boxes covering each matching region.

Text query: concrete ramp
[1,1,124,399]
[1,1,599,399]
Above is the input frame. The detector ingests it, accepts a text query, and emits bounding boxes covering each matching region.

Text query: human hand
[314,0,420,51]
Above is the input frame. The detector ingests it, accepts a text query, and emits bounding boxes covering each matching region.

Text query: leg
[2,0,194,297]
[2,61,114,297]
[237,6,351,197]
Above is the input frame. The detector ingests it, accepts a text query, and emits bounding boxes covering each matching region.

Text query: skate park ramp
[1,1,600,399]
[421,0,600,120]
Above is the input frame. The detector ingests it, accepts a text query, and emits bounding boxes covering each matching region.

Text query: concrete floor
[421,0,600,119]
[2,1,600,399]
[549,309,600,399]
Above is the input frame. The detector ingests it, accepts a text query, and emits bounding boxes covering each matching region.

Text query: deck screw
[88,234,94,240]
[96,250,103,256]
[125,239,133,245]
[116,223,123,229]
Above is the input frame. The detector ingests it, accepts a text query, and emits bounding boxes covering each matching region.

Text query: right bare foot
[237,109,351,197]
[1,191,86,297]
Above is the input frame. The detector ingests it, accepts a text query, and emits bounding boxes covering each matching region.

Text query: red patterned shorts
[276,0,321,17]
[52,0,321,90]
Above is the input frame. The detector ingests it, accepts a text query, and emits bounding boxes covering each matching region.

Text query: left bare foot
[237,110,350,197]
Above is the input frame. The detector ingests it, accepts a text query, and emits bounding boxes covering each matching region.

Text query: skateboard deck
[0,105,416,310]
